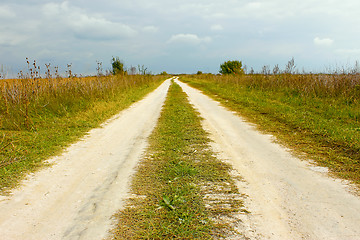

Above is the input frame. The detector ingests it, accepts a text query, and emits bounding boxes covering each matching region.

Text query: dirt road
[0,79,171,240]
[1,77,360,240]
[176,79,360,240]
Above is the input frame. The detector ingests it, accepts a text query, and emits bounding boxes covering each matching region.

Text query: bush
[219,60,244,75]
[111,57,125,75]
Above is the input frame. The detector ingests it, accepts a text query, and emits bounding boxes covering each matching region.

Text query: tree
[111,57,124,75]
[219,60,244,75]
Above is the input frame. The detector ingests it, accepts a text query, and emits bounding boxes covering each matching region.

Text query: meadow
[181,73,360,185]
[0,72,165,193]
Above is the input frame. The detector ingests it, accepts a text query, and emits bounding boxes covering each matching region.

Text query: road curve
[176,79,360,240]
[0,79,171,240]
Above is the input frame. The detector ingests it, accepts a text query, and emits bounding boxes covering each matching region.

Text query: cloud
[42,1,137,40]
[42,2,68,16]
[70,15,137,40]
[167,34,211,45]
[142,26,159,33]
[314,37,334,47]
[0,32,26,46]
[1,0,360,75]
[211,24,223,31]
[0,5,16,18]
[335,48,360,56]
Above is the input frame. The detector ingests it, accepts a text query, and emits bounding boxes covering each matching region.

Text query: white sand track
[0,79,172,240]
[176,79,360,240]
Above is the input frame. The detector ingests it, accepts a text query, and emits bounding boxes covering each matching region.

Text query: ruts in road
[176,79,360,240]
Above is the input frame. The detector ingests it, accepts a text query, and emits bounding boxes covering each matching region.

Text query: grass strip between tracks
[181,75,360,187]
[0,76,164,193]
[110,81,246,239]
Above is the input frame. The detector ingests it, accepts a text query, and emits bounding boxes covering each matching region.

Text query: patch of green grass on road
[110,81,245,239]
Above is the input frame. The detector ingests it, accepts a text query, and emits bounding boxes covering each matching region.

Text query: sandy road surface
[176,79,360,240]
[0,79,171,240]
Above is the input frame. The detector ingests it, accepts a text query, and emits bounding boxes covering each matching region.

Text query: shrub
[111,57,125,75]
[219,60,244,75]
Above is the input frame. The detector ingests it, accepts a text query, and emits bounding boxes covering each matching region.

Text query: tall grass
[0,70,164,192]
[196,73,360,100]
[0,75,160,130]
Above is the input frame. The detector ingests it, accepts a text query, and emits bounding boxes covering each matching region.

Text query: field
[181,73,360,185]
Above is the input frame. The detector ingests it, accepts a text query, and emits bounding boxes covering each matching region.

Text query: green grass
[110,81,245,239]
[181,74,360,186]
[0,75,164,193]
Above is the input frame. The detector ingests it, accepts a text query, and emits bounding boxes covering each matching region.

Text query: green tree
[111,57,124,75]
[219,60,244,75]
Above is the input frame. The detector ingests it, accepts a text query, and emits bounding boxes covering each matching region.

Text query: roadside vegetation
[219,60,245,75]
[181,71,360,186]
[110,82,246,239]
[0,59,164,193]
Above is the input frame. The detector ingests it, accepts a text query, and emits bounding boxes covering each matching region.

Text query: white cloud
[211,24,223,31]
[335,48,360,56]
[0,5,16,18]
[142,26,159,33]
[70,14,137,39]
[42,1,69,17]
[246,2,262,10]
[42,1,137,40]
[314,37,334,47]
[0,33,26,46]
[167,34,211,45]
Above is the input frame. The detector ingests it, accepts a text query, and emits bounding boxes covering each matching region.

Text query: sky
[1,0,360,76]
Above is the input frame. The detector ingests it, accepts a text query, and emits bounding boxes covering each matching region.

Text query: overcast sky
[1,0,360,76]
